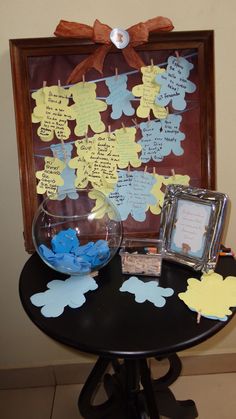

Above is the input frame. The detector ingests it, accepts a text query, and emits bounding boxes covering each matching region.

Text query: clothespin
[128,164,131,175]
[150,58,154,70]
[153,167,156,175]
[43,80,47,88]
[197,310,202,324]
[58,79,61,87]
[115,67,119,80]
[175,50,180,63]
[108,125,111,139]
[84,131,88,142]
[122,122,127,132]
[171,169,176,179]
[144,165,148,173]
[82,74,85,86]
[132,118,139,130]
[147,114,151,126]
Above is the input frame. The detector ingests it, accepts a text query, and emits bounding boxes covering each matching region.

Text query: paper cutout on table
[69,81,107,136]
[178,271,236,321]
[115,126,142,168]
[108,170,156,221]
[155,56,196,111]
[120,276,174,307]
[32,85,75,141]
[132,65,168,119]
[171,200,211,258]
[105,74,135,119]
[69,133,119,190]
[138,115,185,163]
[30,275,98,317]
[36,156,66,197]
[50,143,78,199]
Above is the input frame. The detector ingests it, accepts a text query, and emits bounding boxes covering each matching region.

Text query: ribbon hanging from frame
[54,17,174,84]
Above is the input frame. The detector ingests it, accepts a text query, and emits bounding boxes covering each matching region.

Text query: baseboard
[1,353,236,390]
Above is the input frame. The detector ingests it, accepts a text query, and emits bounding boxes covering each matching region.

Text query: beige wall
[0,0,236,369]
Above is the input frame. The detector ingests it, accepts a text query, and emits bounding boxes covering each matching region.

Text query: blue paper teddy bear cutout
[138,115,185,163]
[155,56,196,111]
[39,228,110,274]
[50,143,78,200]
[108,170,156,222]
[30,274,98,317]
[105,74,135,119]
[120,276,174,307]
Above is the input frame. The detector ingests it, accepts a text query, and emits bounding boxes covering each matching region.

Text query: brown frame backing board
[10,30,215,253]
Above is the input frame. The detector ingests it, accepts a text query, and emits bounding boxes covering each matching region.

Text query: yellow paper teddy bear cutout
[69,137,95,188]
[132,65,168,119]
[69,132,119,191]
[36,156,66,197]
[32,85,75,142]
[69,82,107,136]
[147,173,190,215]
[115,126,141,168]
[179,271,236,320]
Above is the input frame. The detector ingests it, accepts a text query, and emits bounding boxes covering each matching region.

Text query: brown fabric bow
[54,17,174,84]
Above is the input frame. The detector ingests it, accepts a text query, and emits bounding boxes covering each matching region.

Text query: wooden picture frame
[10,30,215,253]
[160,185,228,272]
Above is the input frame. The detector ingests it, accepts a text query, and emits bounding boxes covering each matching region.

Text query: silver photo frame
[160,185,229,272]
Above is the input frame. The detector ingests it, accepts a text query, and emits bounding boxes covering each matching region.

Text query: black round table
[19,253,236,419]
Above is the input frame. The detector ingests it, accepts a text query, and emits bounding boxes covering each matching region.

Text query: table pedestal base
[78,354,198,419]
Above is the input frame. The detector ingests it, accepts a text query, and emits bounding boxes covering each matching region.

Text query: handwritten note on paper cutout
[32,86,75,141]
[36,156,66,197]
[69,133,119,190]
[120,276,174,307]
[69,81,107,136]
[50,143,78,199]
[115,126,141,168]
[132,65,168,119]
[89,133,119,187]
[30,275,98,318]
[108,170,156,221]
[155,56,196,111]
[105,74,135,119]
[138,115,185,163]
[171,200,211,258]
[69,138,95,188]
[178,272,236,321]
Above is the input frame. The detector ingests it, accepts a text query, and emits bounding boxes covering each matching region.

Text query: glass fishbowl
[32,189,122,276]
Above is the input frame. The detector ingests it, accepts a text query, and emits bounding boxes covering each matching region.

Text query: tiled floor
[0,372,235,419]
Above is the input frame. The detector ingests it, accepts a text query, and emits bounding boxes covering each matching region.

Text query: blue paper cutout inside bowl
[38,227,110,274]
[119,276,174,307]
[30,274,98,317]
